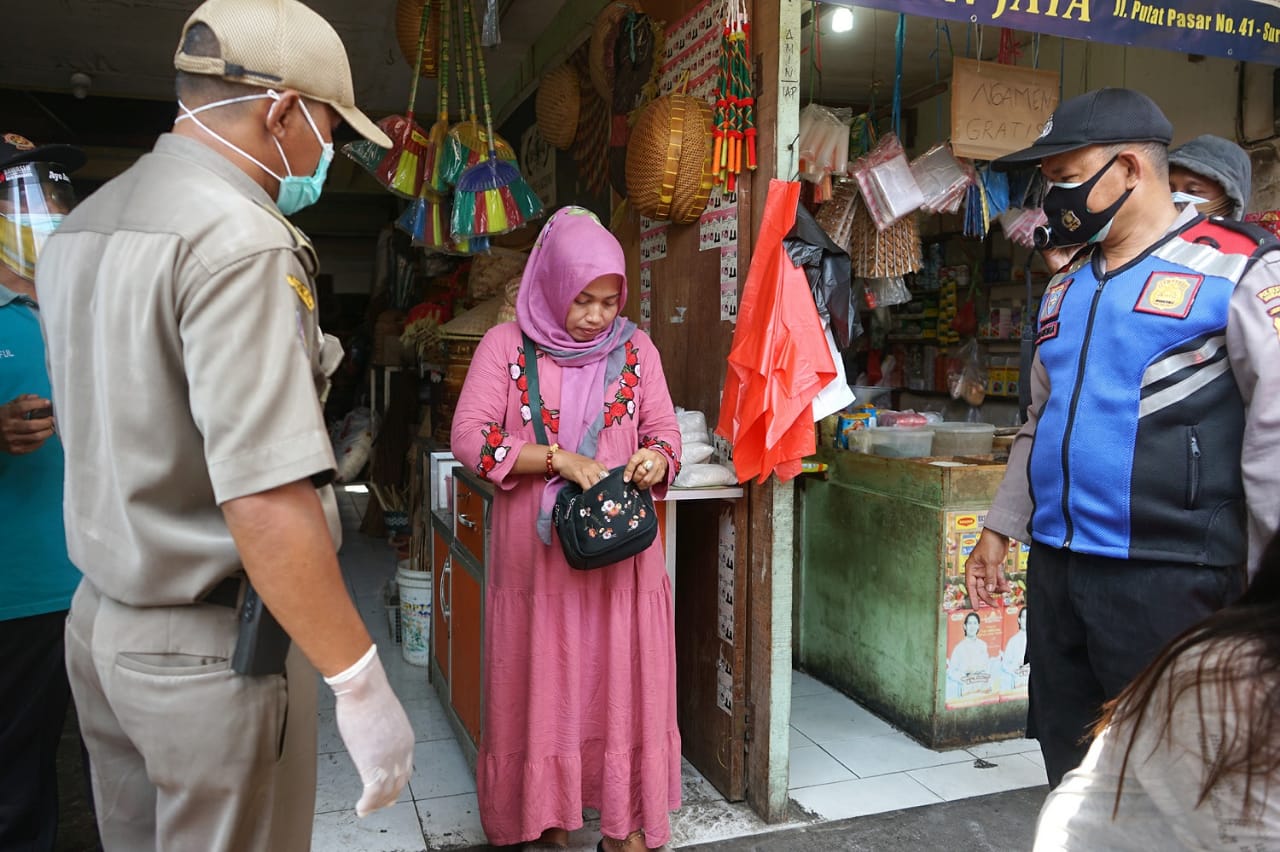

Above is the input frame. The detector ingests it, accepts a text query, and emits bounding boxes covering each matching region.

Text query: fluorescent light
[343,484,369,493]
[830,6,854,33]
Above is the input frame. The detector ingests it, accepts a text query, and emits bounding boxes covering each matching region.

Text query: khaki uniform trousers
[65,580,317,852]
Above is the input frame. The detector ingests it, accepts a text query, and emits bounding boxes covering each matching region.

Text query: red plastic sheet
[716,180,837,484]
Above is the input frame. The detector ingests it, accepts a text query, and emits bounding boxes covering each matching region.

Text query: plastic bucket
[397,566,433,666]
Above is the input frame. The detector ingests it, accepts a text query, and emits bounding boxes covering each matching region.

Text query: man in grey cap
[963,88,1280,788]
[1169,134,1253,221]
[36,1,413,849]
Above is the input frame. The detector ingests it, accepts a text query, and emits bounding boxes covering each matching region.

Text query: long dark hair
[1098,533,1280,817]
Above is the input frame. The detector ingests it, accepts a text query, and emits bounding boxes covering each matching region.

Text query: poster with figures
[639,264,652,333]
[941,509,1031,710]
[717,508,735,645]
[659,0,720,101]
[716,647,734,715]
[720,247,738,323]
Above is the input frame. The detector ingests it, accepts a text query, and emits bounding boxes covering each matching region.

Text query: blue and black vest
[1029,218,1271,566]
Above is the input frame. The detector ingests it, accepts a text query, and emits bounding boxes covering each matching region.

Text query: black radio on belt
[230,581,291,676]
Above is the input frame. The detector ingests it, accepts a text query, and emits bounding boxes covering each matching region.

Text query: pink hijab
[515,207,637,543]
[516,206,636,455]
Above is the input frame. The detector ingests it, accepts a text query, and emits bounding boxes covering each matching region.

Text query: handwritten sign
[950,59,1060,162]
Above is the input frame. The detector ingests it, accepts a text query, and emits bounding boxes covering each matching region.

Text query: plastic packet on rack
[673,463,739,489]
[798,103,851,184]
[851,133,925,230]
[910,144,972,215]
[948,339,988,407]
[676,410,710,443]
[861,276,912,309]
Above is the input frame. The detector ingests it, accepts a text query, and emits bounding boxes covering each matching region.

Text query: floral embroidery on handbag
[577,485,650,543]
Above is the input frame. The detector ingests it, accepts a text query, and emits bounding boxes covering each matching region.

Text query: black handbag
[523,334,659,571]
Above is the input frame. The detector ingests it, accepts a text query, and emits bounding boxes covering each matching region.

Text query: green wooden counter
[797,449,1031,749]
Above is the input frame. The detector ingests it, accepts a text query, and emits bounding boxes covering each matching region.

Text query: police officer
[964,88,1280,789]
[0,134,85,851]
[36,1,414,849]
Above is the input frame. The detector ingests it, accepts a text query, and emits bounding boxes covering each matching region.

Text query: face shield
[0,162,77,281]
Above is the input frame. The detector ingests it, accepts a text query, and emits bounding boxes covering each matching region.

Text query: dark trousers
[1026,543,1245,789]
[0,611,72,852]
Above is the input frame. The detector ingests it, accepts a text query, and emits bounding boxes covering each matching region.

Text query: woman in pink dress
[451,207,682,852]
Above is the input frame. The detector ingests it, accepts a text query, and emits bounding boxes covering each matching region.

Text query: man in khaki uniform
[36,1,414,849]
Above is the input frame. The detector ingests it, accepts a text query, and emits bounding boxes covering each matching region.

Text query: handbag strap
[522,333,550,446]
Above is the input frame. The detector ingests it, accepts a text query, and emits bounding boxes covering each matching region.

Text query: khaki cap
[174,0,392,149]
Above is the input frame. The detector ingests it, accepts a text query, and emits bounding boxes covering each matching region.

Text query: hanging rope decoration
[712,0,756,191]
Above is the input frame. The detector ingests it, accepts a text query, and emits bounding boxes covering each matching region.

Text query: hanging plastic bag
[851,133,924,230]
[948,340,987,406]
[910,143,971,215]
[481,0,501,46]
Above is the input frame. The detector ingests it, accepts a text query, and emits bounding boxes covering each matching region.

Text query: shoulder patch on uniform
[1256,285,1280,305]
[1037,320,1060,345]
[1269,305,1280,345]
[1133,272,1202,319]
[1039,278,1072,324]
[286,274,314,311]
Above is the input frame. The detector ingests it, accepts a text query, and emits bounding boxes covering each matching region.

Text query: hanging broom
[421,0,453,193]
[342,2,433,197]
[441,0,516,187]
[451,0,543,239]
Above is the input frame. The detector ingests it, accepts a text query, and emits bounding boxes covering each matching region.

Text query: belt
[202,576,244,609]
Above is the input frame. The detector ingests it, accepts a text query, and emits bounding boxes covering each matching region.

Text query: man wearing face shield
[35,1,414,849]
[961,88,1280,789]
[0,134,85,851]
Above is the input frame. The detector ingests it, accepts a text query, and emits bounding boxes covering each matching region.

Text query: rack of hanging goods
[712,0,756,192]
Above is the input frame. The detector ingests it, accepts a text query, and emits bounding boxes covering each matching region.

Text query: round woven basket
[536,65,581,150]
[467,248,528,300]
[589,2,640,104]
[395,0,441,78]
[626,93,716,224]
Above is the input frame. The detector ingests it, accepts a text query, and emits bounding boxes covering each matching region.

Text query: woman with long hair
[1035,536,1280,849]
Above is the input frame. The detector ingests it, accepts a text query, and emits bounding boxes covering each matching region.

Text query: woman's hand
[623,448,667,490]
[553,449,611,491]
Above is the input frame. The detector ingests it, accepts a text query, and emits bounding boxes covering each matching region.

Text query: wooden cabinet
[428,467,492,768]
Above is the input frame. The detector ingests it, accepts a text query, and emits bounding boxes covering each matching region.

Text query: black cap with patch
[992,88,1173,171]
[0,133,86,173]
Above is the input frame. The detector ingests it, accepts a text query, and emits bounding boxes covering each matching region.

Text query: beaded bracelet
[545,443,560,480]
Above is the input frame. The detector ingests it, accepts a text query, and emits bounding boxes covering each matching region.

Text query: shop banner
[839,0,1280,67]
[951,59,1060,160]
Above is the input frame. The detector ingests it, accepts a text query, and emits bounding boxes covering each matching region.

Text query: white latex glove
[324,645,415,816]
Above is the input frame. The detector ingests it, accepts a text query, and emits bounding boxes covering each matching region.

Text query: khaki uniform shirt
[38,133,342,607]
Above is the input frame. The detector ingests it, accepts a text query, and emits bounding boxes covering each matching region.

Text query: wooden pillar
[742,0,803,823]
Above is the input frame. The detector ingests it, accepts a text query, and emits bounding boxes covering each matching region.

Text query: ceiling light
[830,6,854,33]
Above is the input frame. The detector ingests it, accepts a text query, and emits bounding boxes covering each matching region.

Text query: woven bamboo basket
[536,64,581,150]
[589,2,639,103]
[395,0,441,78]
[625,93,715,224]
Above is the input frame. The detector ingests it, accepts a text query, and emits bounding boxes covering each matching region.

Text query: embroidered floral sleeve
[476,422,511,479]
[605,341,641,426]
[641,436,681,477]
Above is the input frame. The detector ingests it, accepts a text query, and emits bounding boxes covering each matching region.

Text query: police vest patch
[1134,272,1202,319]
[1256,285,1280,305]
[286,274,315,311]
[1040,278,1072,323]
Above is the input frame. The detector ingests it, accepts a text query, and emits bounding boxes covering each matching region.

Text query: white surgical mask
[176,90,334,215]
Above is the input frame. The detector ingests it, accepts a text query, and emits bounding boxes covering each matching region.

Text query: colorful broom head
[451,155,544,239]
[423,120,451,193]
[441,124,517,187]
[342,115,404,183]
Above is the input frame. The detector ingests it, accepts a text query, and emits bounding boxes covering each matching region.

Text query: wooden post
[742,0,802,824]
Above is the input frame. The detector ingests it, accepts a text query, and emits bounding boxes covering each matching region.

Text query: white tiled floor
[312,486,1046,850]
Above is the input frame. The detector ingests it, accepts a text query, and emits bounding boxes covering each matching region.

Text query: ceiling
[0,0,576,139]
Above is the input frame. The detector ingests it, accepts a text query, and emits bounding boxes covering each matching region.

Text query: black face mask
[1036,155,1132,249]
